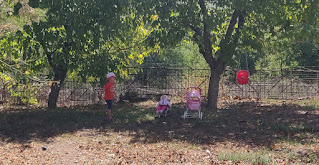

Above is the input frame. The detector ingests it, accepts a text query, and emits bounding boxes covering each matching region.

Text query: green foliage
[133,0,319,108]
[293,41,319,68]
[166,41,209,69]
[0,0,46,36]
[0,1,49,105]
[13,2,22,16]
[137,0,319,68]
[143,41,208,69]
[0,31,46,84]
[1,0,319,108]
[255,39,299,71]
[25,0,157,84]
[127,41,210,91]
[9,84,38,105]
[0,0,47,85]
[255,0,319,70]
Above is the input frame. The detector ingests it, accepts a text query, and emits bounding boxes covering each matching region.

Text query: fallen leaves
[1,99,318,164]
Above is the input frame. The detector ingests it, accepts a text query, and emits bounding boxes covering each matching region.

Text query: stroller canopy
[187,90,201,100]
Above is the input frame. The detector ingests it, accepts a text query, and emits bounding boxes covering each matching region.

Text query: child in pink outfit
[156,95,171,114]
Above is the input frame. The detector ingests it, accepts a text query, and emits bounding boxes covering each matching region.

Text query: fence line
[221,68,319,99]
[1,67,318,107]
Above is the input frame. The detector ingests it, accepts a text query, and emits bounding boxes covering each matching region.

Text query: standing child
[99,72,116,121]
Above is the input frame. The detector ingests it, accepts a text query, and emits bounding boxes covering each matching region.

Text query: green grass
[263,98,319,110]
[217,149,272,165]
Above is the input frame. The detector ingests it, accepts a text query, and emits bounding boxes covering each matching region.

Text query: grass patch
[217,149,272,165]
[263,98,319,111]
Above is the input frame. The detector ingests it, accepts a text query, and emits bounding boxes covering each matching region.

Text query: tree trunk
[207,59,226,109]
[48,68,67,108]
[48,81,60,108]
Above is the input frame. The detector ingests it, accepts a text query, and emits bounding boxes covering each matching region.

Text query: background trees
[136,0,319,109]
[0,0,47,105]
[23,0,157,108]
[1,0,318,108]
[1,0,45,80]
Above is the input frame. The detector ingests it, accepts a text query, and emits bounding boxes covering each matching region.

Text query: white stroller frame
[183,87,203,119]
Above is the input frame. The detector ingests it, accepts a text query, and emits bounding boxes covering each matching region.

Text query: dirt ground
[0,99,318,164]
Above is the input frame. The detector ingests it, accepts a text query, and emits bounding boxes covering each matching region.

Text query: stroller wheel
[183,111,187,119]
[199,112,203,119]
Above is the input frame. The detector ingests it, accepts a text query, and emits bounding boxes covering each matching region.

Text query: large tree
[137,0,319,109]
[25,0,154,108]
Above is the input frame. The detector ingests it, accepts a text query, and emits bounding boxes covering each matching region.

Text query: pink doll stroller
[183,87,203,119]
[155,95,171,118]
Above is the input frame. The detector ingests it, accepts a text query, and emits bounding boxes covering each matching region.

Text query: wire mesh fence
[123,67,210,102]
[1,67,318,107]
[221,67,319,99]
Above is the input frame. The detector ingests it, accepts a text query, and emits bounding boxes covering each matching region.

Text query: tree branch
[187,23,201,43]
[46,51,67,82]
[188,24,201,37]
[225,10,240,43]
[198,0,215,67]
[233,11,245,44]
[0,59,45,83]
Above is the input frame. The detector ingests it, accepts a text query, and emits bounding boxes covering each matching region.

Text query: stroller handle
[186,87,201,95]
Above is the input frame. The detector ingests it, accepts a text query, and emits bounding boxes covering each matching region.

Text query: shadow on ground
[0,101,318,148]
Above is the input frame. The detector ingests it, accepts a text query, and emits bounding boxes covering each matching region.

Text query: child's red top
[103,82,115,100]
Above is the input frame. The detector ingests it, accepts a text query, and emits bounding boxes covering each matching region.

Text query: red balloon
[237,70,250,84]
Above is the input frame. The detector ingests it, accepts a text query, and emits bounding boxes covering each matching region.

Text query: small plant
[9,83,38,105]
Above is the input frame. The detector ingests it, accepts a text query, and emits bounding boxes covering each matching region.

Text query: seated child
[156,95,171,115]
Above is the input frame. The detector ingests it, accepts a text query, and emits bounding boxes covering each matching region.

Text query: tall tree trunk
[48,81,60,108]
[207,59,226,109]
[48,69,67,108]
[47,53,67,108]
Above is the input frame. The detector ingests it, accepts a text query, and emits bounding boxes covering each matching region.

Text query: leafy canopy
[25,0,157,83]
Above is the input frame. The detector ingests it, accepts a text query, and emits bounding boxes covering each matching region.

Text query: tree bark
[47,54,67,108]
[207,59,226,109]
[48,71,66,108]
[48,69,67,108]
[48,81,60,108]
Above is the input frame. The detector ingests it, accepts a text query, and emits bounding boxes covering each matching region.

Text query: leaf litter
[0,98,318,164]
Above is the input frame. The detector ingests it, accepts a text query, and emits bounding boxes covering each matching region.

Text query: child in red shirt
[99,72,116,121]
